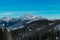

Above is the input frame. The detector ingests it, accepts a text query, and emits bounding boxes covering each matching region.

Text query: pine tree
[3,28,8,40]
[0,27,2,40]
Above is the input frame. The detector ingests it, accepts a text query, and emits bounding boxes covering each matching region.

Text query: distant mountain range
[1,14,60,40]
[1,14,60,31]
[0,14,47,30]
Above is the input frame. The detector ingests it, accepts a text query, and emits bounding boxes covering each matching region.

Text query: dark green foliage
[0,27,8,40]
[0,27,2,40]
[3,28,8,40]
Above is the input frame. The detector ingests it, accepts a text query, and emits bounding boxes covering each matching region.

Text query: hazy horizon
[0,0,60,19]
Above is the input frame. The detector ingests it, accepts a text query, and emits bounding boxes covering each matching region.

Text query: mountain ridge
[0,14,46,31]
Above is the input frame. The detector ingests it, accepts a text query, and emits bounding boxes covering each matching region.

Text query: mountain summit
[20,14,44,21]
[0,14,47,30]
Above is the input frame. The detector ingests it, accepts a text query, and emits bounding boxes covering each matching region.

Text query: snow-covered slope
[0,17,13,22]
[0,14,47,31]
[19,14,44,23]
[7,14,46,31]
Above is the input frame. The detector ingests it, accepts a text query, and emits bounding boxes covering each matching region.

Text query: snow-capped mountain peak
[0,14,47,31]
[0,17,13,22]
[20,14,43,21]
[20,14,34,20]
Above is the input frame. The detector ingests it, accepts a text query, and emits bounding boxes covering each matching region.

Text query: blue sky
[0,0,60,19]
